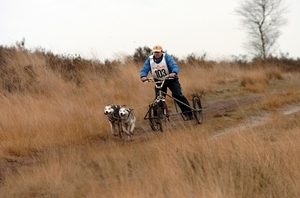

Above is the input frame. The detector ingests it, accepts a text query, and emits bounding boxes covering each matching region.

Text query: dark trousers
[154,78,192,116]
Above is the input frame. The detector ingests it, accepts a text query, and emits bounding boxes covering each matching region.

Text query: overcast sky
[1,0,299,61]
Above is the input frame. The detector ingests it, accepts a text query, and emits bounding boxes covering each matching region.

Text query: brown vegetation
[0,45,300,197]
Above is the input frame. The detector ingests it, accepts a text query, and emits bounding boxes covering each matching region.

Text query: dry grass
[0,46,300,197]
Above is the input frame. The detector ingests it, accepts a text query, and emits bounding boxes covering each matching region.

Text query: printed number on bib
[155,69,168,79]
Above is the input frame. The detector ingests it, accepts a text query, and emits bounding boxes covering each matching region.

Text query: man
[140,45,193,119]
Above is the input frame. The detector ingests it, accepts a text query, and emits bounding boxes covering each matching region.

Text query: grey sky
[1,0,299,61]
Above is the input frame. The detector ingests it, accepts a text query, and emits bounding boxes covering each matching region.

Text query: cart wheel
[192,94,203,124]
[149,104,163,132]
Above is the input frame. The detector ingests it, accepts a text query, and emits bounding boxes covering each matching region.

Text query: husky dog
[104,104,121,136]
[119,107,136,139]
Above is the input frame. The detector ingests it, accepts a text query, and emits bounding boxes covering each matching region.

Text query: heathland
[0,45,300,197]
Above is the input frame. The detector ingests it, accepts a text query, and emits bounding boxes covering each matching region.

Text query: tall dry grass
[0,46,300,197]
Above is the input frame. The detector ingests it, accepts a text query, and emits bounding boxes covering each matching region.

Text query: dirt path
[212,100,300,139]
[133,94,263,136]
[134,93,300,141]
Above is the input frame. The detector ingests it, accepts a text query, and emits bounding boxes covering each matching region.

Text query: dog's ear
[105,104,113,108]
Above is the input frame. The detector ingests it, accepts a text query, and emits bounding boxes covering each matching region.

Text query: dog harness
[108,105,121,123]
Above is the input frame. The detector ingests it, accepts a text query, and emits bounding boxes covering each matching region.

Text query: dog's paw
[126,135,133,141]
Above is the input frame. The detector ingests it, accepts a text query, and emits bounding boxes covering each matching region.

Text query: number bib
[150,55,170,80]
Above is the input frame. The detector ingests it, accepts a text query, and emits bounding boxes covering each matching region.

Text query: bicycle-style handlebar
[143,75,175,89]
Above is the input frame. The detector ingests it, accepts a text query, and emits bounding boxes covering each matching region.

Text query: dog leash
[116,101,155,111]
[130,103,152,110]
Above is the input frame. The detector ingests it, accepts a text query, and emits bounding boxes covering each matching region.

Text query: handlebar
[143,75,174,89]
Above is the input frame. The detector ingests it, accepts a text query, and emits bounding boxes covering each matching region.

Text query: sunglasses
[154,51,161,53]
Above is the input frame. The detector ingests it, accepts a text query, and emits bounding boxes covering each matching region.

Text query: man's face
[154,51,162,58]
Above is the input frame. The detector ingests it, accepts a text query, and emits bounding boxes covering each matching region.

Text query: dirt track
[134,94,263,135]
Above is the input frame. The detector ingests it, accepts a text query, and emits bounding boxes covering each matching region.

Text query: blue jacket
[140,53,179,78]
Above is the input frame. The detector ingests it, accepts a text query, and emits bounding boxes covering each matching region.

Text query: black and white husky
[104,104,121,136]
[119,107,136,139]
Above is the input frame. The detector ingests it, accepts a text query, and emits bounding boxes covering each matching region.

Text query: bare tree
[235,0,288,59]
